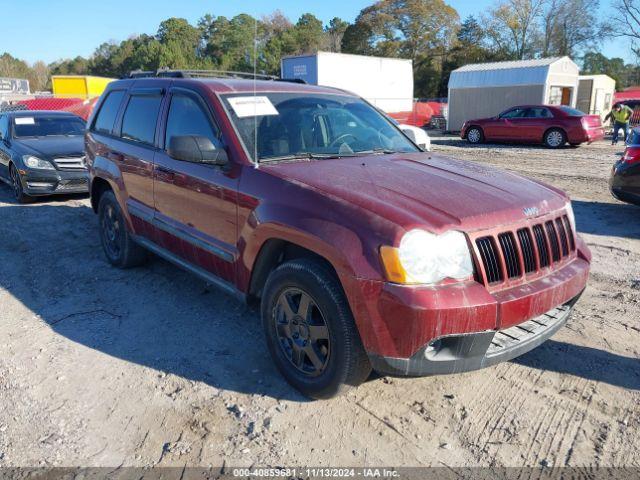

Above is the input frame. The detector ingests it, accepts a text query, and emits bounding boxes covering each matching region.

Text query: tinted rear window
[559,106,585,116]
[93,90,125,134]
[121,95,162,145]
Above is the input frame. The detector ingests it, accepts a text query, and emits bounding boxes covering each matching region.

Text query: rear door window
[121,94,163,145]
[559,106,585,117]
[525,107,553,118]
[501,108,527,119]
[93,90,125,135]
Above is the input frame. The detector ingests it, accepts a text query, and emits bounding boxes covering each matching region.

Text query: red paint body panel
[87,78,591,367]
[344,254,588,359]
[461,105,604,145]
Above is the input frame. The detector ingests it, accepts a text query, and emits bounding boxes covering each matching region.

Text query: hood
[13,136,85,160]
[263,152,568,233]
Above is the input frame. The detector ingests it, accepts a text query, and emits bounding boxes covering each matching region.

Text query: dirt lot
[1,136,639,469]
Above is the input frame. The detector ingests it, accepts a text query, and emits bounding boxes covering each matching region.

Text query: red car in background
[461,105,605,148]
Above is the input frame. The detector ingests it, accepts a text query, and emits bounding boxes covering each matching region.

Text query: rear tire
[98,190,147,268]
[261,258,371,399]
[10,164,31,204]
[544,128,566,148]
[466,126,484,144]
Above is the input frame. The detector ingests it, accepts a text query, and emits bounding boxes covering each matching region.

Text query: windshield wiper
[354,148,398,155]
[260,152,358,163]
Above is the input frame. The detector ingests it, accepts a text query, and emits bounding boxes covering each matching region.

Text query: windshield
[13,116,86,138]
[221,92,419,162]
[559,106,585,117]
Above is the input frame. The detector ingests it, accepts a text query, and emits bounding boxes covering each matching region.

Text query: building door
[577,79,593,113]
[549,86,573,106]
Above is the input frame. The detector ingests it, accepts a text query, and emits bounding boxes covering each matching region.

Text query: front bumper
[342,237,590,377]
[21,168,89,195]
[369,291,581,376]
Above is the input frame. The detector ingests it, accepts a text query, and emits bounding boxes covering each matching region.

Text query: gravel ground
[0,136,639,468]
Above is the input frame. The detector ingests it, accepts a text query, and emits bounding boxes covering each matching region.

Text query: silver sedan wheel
[467,128,481,143]
[546,130,564,148]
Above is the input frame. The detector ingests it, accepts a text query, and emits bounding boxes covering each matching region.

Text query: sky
[0,0,632,65]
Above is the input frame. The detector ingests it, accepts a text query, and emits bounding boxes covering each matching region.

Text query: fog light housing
[26,181,54,188]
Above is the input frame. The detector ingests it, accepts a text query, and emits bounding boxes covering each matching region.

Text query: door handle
[106,151,124,162]
[155,165,174,176]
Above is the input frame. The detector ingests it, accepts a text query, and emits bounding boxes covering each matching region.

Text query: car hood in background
[13,136,85,160]
[264,152,568,232]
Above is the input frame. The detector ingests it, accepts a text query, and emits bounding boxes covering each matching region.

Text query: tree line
[3,0,640,97]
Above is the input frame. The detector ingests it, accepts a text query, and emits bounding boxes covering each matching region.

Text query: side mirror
[168,135,228,166]
[401,127,417,143]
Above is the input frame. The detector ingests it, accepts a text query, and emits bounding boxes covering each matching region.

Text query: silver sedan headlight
[23,155,55,170]
[381,229,474,285]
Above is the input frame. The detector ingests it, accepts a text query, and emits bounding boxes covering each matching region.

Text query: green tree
[482,0,545,59]
[324,17,349,52]
[435,16,501,96]
[540,0,602,57]
[341,22,375,55]
[156,18,201,68]
[0,53,50,91]
[581,51,628,88]
[294,13,324,54]
[260,11,297,74]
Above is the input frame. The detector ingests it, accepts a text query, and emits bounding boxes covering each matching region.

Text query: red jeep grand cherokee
[86,72,590,399]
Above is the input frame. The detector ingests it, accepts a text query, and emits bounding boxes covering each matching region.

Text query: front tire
[10,164,31,204]
[544,128,566,148]
[98,190,147,268]
[466,126,484,144]
[261,259,371,399]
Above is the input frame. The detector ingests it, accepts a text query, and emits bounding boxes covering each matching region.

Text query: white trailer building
[577,74,616,120]
[281,52,414,113]
[447,57,580,131]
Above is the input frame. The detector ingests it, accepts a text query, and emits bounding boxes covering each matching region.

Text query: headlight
[380,229,474,285]
[23,155,55,170]
[566,201,576,230]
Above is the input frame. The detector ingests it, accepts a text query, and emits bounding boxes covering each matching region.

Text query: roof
[449,56,578,89]
[108,77,355,96]
[453,57,563,73]
[282,51,412,65]
[578,74,616,85]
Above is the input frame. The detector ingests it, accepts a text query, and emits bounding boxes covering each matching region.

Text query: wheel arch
[246,237,342,305]
[90,176,114,213]
[543,126,567,143]
[465,124,484,140]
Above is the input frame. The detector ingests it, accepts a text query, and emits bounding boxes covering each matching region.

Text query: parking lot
[0,136,639,468]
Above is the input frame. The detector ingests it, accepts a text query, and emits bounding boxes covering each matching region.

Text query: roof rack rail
[276,78,307,84]
[126,68,279,80]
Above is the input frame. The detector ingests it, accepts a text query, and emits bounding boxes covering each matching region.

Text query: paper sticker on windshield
[15,117,35,125]
[227,96,278,118]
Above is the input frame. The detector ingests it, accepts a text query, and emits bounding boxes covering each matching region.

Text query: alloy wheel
[468,128,481,143]
[101,203,122,259]
[273,287,330,377]
[547,130,564,147]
